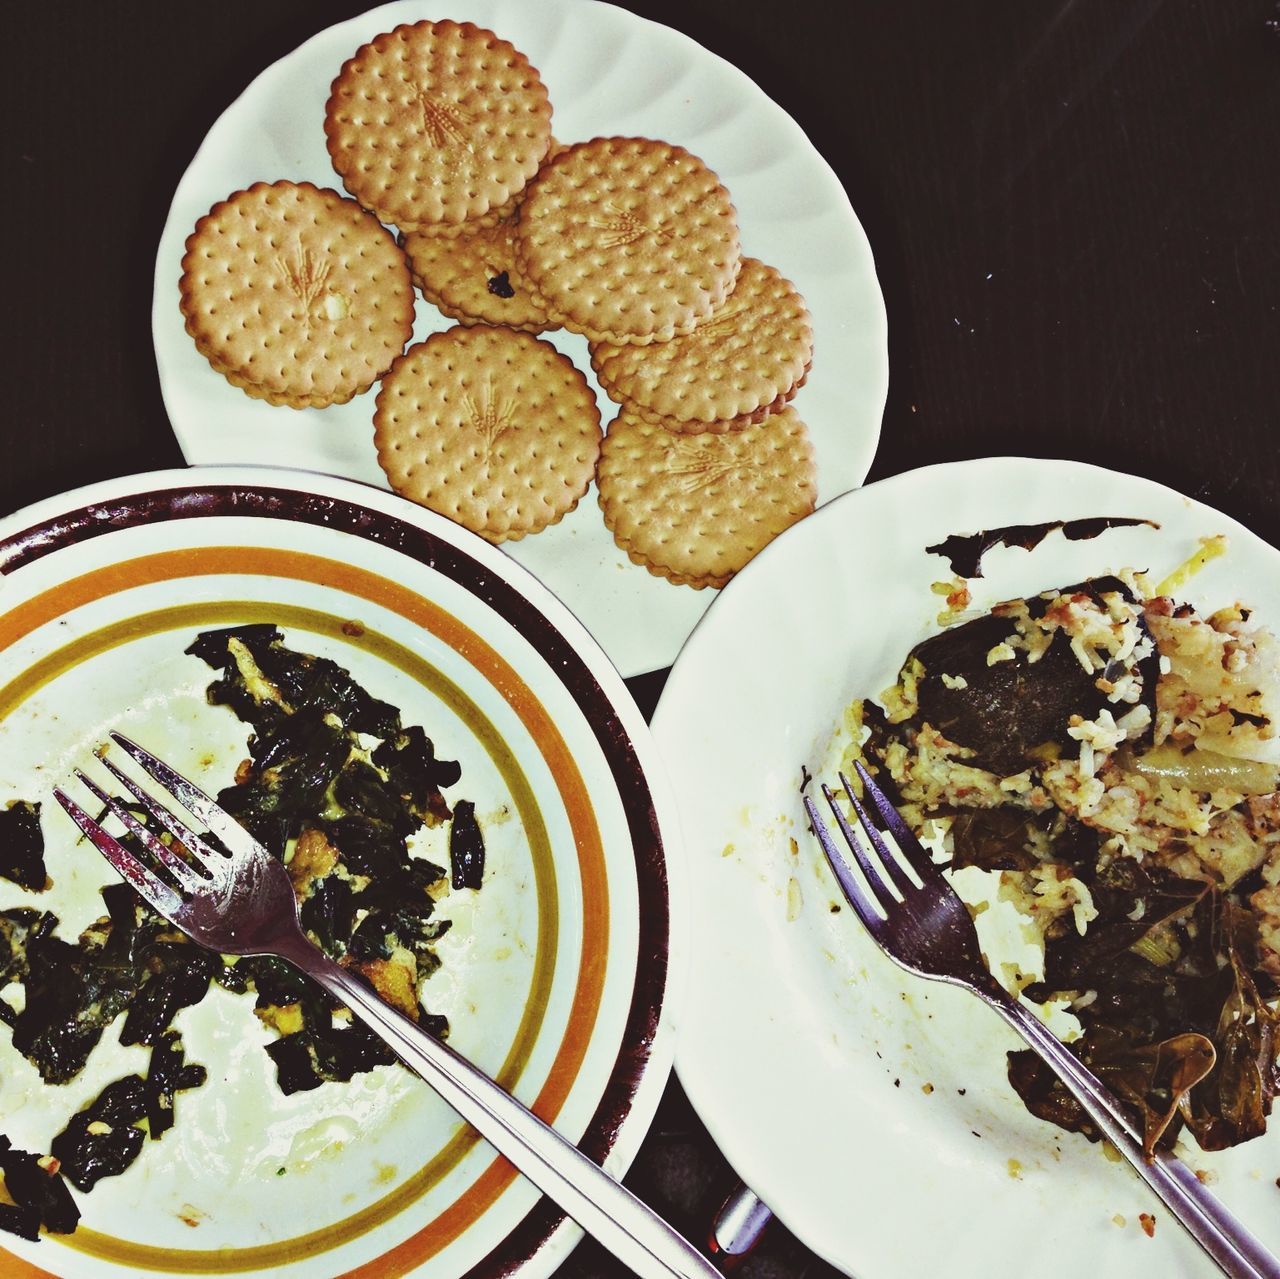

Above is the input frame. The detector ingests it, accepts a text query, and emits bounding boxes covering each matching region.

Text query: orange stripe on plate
[0,1253,60,1279]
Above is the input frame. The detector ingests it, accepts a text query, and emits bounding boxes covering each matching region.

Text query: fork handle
[977,980,1280,1279]
[275,935,719,1279]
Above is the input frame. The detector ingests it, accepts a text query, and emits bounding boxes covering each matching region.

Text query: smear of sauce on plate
[926,517,1159,578]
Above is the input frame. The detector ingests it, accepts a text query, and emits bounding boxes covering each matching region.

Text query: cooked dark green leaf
[120,948,214,1048]
[1038,860,1210,990]
[948,809,1044,872]
[1175,900,1280,1150]
[0,1135,79,1235]
[323,814,411,879]
[186,625,288,731]
[299,875,358,955]
[261,649,400,738]
[913,619,1108,775]
[51,1076,149,1191]
[1011,1027,1215,1156]
[144,1032,206,1140]
[419,1008,448,1039]
[0,1203,41,1240]
[449,800,485,890]
[10,929,141,1084]
[1006,1049,1094,1139]
[237,955,316,1011]
[187,624,401,737]
[354,853,445,909]
[334,759,414,830]
[373,727,460,826]
[0,802,46,891]
[184,624,283,669]
[909,579,1156,775]
[265,1023,396,1095]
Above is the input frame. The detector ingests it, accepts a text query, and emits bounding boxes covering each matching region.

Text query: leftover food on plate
[925,516,1159,580]
[0,802,46,891]
[178,16,817,586]
[845,555,1280,1156]
[0,623,486,1240]
[0,1136,78,1241]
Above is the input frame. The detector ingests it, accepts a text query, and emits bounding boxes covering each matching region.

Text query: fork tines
[53,785,186,918]
[52,735,234,920]
[805,763,934,922]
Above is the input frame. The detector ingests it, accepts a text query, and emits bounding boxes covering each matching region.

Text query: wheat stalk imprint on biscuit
[274,247,332,330]
[684,301,750,345]
[463,382,518,464]
[666,440,756,493]
[586,202,674,250]
[418,91,474,150]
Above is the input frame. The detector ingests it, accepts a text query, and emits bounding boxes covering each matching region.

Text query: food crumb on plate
[930,575,971,624]
[177,1204,206,1228]
[1139,1212,1156,1238]
[785,877,803,921]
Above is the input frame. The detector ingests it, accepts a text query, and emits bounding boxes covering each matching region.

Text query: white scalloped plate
[0,467,683,1279]
[150,0,888,678]
[657,457,1280,1279]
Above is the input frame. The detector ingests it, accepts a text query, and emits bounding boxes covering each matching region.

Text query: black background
[6,2,1280,1276]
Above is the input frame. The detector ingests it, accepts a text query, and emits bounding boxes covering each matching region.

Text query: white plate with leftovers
[0,466,683,1279]
[656,456,1280,1279]
[150,0,888,677]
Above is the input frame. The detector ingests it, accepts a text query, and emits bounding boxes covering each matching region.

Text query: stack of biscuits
[179,18,818,587]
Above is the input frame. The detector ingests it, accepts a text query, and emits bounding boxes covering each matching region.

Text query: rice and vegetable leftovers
[848,564,1280,1155]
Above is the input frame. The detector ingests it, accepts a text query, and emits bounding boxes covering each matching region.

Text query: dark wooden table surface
[6,2,1280,1276]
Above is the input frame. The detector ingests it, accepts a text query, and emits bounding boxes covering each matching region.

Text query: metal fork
[805,763,1280,1279]
[53,733,720,1279]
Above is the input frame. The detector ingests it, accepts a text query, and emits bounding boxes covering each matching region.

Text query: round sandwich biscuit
[596,406,817,589]
[179,181,415,408]
[406,137,567,241]
[515,137,741,345]
[325,20,553,232]
[374,325,601,542]
[402,218,552,333]
[589,257,813,432]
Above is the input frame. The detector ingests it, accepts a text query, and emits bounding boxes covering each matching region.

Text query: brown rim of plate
[0,483,670,1279]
